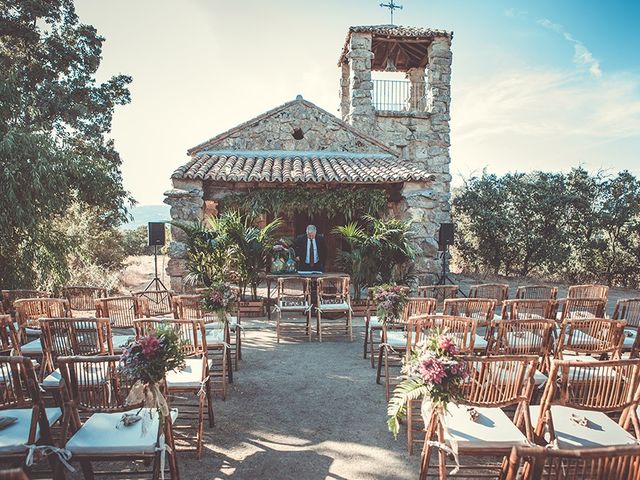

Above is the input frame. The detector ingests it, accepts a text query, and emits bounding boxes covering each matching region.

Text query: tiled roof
[338,24,453,65]
[173,150,434,184]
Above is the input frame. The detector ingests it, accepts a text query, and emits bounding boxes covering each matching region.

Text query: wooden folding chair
[568,284,609,301]
[0,468,29,480]
[134,319,213,458]
[416,285,457,310]
[469,283,509,303]
[501,299,557,321]
[39,318,113,377]
[13,298,71,343]
[0,290,49,317]
[0,356,63,478]
[58,355,179,479]
[62,286,107,312]
[504,444,640,480]
[275,277,312,343]
[613,298,640,357]
[443,298,496,348]
[404,315,479,455]
[375,298,437,400]
[419,355,538,480]
[171,294,233,399]
[489,319,555,370]
[515,285,558,300]
[133,290,173,316]
[95,296,150,333]
[555,318,625,360]
[533,359,640,452]
[316,276,352,342]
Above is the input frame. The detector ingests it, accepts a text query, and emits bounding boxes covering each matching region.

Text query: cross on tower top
[379,0,403,25]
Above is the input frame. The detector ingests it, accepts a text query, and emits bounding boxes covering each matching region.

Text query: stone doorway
[293,212,345,272]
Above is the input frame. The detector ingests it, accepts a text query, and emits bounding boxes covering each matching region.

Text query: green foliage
[173,211,281,300]
[122,226,153,257]
[334,216,416,298]
[453,168,640,286]
[223,187,388,220]
[0,0,132,288]
[387,377,429,438]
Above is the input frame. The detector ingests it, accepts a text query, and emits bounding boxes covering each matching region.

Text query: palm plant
[333,222,375,300]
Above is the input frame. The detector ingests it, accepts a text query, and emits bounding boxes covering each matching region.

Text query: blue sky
[74,0,640,204]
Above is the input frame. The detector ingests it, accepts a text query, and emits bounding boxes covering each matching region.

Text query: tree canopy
[0,0,132,288]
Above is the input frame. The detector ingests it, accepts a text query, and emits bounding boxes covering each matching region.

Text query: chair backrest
[567,284,609,301]
[460,355,538,407]
[559,297,606,321]
[39,318,113,373]
[0,357,55,459]
[172,294,203,320]
[416,285,458,308]
[613,298,640,328]
[1,289,49,314]
[277,277,311,307]
[556,318,625,358]
[403,297,437,320]
[489,319,555,357]
[407,315,478,354]
[515,285,558,300]
[443,298,496,321]
[58,355,140,413]
[540,358,640,415]
[0,314,21,355]
[501,299,557,320]
[96,296,149,329]
[317,276,350,306]
[504,444,640,480]
[14,298,71,333]
[469,283,509,303]
[133,289,173,316]
[134,319,206,356]
[62,286,107,311]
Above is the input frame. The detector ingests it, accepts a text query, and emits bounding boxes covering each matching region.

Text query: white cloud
[504,8,528,18]
[538,18,602,78]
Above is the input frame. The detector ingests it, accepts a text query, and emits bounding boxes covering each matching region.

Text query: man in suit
[294,225,326,272]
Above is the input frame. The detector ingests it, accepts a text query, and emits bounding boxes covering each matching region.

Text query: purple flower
[418,355,447,384]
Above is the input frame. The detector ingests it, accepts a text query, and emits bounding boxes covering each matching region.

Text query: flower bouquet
[371,284,408,325]
[387,332,468,437]
[201,282,239,323]
[119,325,186,429]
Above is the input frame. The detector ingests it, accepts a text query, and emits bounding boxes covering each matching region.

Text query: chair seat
[380,330,407,349]
[42,365,108,389]
[368,316,383,328]
[205,329,226,346]
[112,334,135,351]
[0,408,62,454]
[319,302,350,312]
[278,303,310,312]
[66,408,178,455]
[204,316,237,330]
[19,339,43,355]
[623,328,637,349]
[166,357,211,389]
[443,403,530,450]
[504,331,543,349]
[530,405,637,448]
[14,322,41,337]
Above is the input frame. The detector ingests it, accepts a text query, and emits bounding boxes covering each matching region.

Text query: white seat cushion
[473,335,488,350]
[368,315,383,328]
[112,335,135,351]
[319,302,350,311]
[379,330,407,348]
[166,358,210,389]
[205,329,226,346]
[20,339,43,355]
[0,408,62,454]
[42,365,108,389]
[66,408,178,455]
[530,405,638,448]
[504,331,543,349]
[443,404,529,450]
[204,316,238,330]
[623,328,637,349]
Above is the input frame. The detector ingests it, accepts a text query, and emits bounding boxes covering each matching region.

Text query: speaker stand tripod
[436,245,466,297]
[144,245,169,292]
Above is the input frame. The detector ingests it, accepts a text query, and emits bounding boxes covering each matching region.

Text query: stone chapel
[165,25,453,291]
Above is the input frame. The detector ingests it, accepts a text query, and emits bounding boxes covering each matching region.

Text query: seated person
[294,225,326,272]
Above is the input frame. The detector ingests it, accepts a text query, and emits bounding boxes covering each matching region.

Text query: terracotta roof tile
[172,150,434,184]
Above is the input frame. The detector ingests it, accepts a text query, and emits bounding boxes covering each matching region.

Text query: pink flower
[418,356,447,384]
[140,335,160,357]
[437,335,457,355]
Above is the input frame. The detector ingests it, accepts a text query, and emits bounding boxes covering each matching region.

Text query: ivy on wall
[222,186,389,220]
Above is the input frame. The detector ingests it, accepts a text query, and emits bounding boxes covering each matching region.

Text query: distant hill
[122,204,171,230]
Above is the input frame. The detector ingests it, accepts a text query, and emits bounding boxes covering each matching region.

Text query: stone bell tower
[338,25,454,279]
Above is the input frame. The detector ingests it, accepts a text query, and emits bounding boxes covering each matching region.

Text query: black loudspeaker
[148,222,166,247]
[438,223,454,251]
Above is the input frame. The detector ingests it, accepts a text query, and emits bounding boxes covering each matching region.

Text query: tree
[0,0,132,288]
